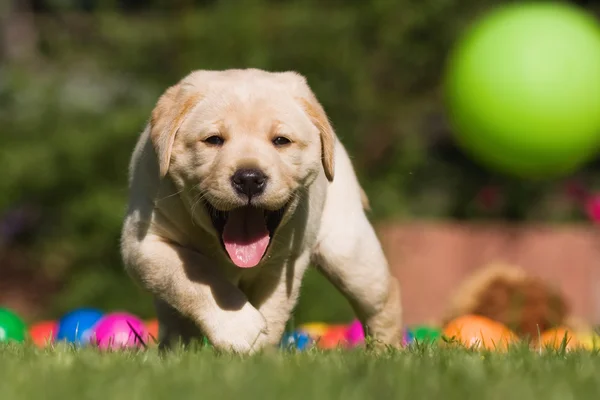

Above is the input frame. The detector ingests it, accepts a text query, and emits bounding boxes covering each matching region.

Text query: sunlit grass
[1,340,600,400]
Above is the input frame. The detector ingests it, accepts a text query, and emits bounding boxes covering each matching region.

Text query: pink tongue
[223,207,270,268]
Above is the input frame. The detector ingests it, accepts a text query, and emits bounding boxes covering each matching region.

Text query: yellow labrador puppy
[120,68,402,353]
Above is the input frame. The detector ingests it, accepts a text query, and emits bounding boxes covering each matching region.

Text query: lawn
[1,343,600,400]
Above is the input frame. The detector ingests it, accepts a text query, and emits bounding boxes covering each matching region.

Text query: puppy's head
[149,69,336,268]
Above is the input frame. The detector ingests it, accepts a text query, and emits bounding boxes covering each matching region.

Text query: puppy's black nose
[231,168,267,198]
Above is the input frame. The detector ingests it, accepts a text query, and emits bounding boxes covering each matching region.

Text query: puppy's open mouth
[203,201,286,268]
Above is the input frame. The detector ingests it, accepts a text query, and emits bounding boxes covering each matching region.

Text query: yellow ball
[297,322,330,339]
[575,331,600,350]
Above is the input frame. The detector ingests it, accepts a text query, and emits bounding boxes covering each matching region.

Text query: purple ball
[93,312,148,350]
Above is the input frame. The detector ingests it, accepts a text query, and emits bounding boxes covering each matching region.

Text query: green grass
[2,343,600,400]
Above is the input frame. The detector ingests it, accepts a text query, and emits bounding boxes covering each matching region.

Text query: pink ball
[93,312,148,350]
[345,319,365,346]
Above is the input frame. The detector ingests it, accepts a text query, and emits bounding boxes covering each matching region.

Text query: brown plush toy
[443,263,573,340]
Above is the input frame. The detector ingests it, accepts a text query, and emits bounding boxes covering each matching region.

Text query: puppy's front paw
[205,304,270,354]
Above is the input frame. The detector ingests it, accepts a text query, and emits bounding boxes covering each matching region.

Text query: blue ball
[280,331,312,351]
[56,308,104,345]
[403,329,415,345]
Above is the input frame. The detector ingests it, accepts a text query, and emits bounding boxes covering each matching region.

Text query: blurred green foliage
[1,0,599,323]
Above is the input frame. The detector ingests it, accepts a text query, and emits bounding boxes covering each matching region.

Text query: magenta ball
[345,319,365,346]
[93,312,147,350]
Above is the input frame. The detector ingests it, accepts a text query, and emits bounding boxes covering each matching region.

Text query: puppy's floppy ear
[276,71,336,181]
[298,95,336,182]
[150,83,202,178]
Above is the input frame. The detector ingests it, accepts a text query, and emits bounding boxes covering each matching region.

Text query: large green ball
[0,308,27,343]
[444,3,600,178]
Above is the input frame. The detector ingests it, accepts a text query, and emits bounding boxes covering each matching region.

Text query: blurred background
[2,0,600,328]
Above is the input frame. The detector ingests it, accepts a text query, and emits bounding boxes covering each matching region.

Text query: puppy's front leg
[122,235,269,353]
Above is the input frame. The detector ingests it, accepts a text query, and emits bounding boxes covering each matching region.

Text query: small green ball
[410,326,441,343]
[0,308,27,343]
[444,3,600,178]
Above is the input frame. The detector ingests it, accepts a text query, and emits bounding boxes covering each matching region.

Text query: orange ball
[536,326,580,350]
[29,320,58,347]
[317,325,349,349]
[443,314,518,350]
[145,319,159,344]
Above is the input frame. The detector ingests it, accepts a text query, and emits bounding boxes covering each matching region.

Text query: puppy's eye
[272,136,291,147]
[203,135,225,146]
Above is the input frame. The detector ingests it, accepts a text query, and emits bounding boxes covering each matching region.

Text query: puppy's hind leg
[243,252,312,348]
[311,149,402,347]
[312,221,402,347]
[154,297,203,351]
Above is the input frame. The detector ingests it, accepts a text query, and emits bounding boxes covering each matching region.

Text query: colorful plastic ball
[280,331,313,351]
[145,319,159,344]
[56,307,104,345]
[29,320,58,347]
[575,330,600,350]
[410,326,442,344]
[443,314,518,351]
[444,2,600,179]
[401,329,414,346]
[200,335,212,348]
[297,322,330,340]
[317,325,349,349]
[345,319,365,347]
[535,326,580,351]
[93,312,148,350]
[0,308,27,343]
